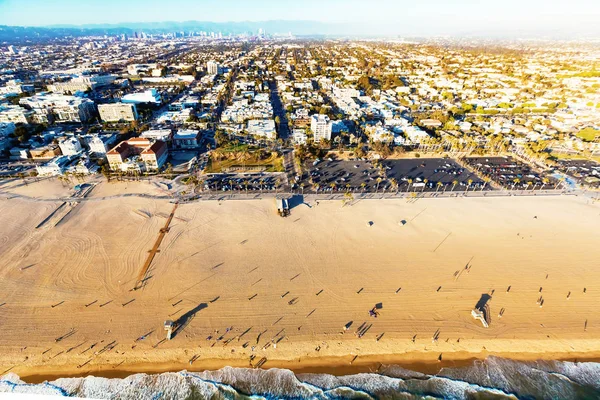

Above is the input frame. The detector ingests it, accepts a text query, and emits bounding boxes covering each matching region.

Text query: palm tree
[407,178,413,193]
[422,178,428,192]
[526,181,533,192]
[259,179,265,194]
[541,177,549,190]
[555,176,565,189]
[275,179,281,196]
[376,177,382,193]
[390,178,398,194]
[360,182,366,193]
[481,176,491,191]
[466,179,473,192]
[451,180,458,192]
[345,183,351,193]
[300,183,305,195]
[436,181,443,193]
[313,183,320,194]
[228,179,234,192]
[329,182,336,192]
[244,180,249,196]
[512,178,521,191]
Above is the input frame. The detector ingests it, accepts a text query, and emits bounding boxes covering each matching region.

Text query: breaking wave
[1,356,600,399]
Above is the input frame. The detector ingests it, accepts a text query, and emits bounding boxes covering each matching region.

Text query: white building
[82,134,118,156]
[207,61,221,75]
[291,129,307,145]
[36,155,75,176]
[247,119,276,140]
[19,93,96,123]
[310,114,332,143]
[58,137,83,156]
[98,103,138,122]
[122,89,161,105]
[48,74,116,94]
[141,129,173,142]
[0,105,34,124]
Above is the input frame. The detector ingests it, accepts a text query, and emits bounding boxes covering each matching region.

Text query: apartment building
[98,103,138,122]
[19,93,96,123]
[207,60,221,75]
[58,136,83,155]
[0,105,34,124]
[310,114,332,143]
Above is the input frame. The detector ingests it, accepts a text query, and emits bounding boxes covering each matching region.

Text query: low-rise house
[291,129,308,145]
[247,119,276,140]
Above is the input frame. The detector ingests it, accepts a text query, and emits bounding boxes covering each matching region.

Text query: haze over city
[1,0,600,37]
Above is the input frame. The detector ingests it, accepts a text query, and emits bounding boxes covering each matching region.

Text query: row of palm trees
[307,176,490,195]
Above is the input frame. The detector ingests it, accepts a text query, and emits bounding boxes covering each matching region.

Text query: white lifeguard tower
[164,320,174,340]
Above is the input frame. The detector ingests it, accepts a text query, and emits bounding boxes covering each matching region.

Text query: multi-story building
[172,129,201,149]
[207,61,221,75]
[48,74,116,94]
[0,105,35,124]
[98,103,138,122]
[58,137,83,156]
[81,134,118,156]
[310,114,332,143]
[107,138,168,172]
[19,93,96,123]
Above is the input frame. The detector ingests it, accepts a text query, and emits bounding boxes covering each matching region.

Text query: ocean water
[1,356,600,399]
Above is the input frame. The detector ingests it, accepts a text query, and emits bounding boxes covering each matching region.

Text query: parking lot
[556,159,600,188]
[202,173,284,193]
[300,158,486,193]
[0,162,35,178]
[464,156,556,190]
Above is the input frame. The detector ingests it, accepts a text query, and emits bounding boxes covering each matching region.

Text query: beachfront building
[58,136,83,156]
[81,133,118,156]
[107,138,168,172]
[247,119,276,140]
[311,114,332,143]
[98,103,139,122]
[36,155,77,176]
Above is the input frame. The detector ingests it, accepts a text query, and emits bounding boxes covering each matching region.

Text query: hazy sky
[0,0,599,35]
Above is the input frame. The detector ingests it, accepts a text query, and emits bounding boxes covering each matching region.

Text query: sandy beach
[0,179,599,381]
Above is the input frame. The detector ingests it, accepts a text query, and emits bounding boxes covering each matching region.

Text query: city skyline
[0,0,599,37]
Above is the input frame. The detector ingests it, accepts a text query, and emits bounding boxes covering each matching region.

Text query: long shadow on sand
[172,303,208,338]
